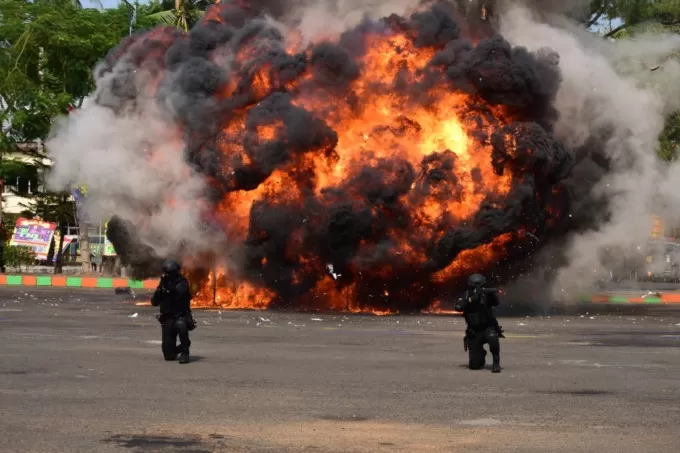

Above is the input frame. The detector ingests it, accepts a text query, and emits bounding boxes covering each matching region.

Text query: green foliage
[658,112,680,162]
[0,0,158,152]
[0,160,38,183]
[0,213,21,244]
[586,1,680,36]
[20,192,75,225]
[147,0,210,31]
[3,245,37,268]
[588,2,680,162]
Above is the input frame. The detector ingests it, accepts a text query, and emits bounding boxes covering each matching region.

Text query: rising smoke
[45,0,680,310]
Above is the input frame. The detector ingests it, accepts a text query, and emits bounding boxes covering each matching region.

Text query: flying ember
[96,0,574,313]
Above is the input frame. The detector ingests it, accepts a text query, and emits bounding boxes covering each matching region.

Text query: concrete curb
[0,275,159,289]
[0,277,679,304]
[582,293,680,304]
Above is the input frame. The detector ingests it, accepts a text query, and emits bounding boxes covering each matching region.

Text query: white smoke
[497,4,680,298]
[45,67,213,260]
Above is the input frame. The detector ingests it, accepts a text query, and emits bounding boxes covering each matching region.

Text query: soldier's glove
[187,313,197,331]
[497,326,505,339]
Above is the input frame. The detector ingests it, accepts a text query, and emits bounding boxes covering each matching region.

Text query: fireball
[100,1,573,314]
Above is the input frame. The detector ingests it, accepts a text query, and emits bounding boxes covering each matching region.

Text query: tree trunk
[53,223,66,274]
[79,227,91,274]
[0,175,4,273]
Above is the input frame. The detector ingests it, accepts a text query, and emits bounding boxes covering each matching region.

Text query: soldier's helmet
[162,259,181,275]
[467,273,486,287]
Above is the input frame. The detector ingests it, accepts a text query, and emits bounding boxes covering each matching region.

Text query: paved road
[1,288,679,453]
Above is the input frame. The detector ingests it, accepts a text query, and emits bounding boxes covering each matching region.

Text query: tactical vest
[465,290,492,327]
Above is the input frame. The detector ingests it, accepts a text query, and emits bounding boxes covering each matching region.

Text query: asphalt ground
[1,287,679,453]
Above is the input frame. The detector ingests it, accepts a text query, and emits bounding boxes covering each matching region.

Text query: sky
[82,0,149,8]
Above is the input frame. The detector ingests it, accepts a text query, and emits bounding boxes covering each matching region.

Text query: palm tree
[147,0,211,32]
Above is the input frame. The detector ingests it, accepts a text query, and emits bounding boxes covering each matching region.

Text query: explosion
[50,0,582,313]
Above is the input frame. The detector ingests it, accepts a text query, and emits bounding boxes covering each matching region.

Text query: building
[2,142,51,217]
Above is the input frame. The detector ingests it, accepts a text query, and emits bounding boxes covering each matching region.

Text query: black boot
[491,355,500,373]
[179,351,190,364]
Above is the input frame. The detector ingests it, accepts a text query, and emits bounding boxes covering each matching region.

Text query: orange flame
[178,4,523,314]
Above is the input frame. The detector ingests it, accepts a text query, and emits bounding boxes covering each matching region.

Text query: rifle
[479,287,499,294]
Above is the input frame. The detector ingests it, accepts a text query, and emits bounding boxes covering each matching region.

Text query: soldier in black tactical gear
[151,259,194,364]
[455,273,504,373]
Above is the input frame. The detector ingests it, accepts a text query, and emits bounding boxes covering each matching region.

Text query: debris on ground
[128,313,138,318]
[115,287,135,298]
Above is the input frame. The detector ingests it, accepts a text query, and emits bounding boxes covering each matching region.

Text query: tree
[0,0,136,272]
[147,0,210,31]
[584,0,680,37]
[658,112,680,162]
[576,1,680,161]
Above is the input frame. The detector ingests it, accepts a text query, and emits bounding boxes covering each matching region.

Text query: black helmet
[162,259,181,275]
[468,273,485,287]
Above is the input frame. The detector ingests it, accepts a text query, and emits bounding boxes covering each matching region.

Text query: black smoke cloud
[97,0,611,311]
[105,216,164,279]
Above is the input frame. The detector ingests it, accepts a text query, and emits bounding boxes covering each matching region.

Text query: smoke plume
[494,2,680,300]
[45,0,680,311]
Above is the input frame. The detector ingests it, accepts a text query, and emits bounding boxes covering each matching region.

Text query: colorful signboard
[50,234,78,263]
[103,221,117,256]
[103,236,117,256]
[9,218,57,260]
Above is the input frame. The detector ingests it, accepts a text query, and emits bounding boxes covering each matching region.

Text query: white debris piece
[326,263,341,280]
[128,313,138,318]
[259,317,271,322]
[311,318,323,321]
[518,322,527,326]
